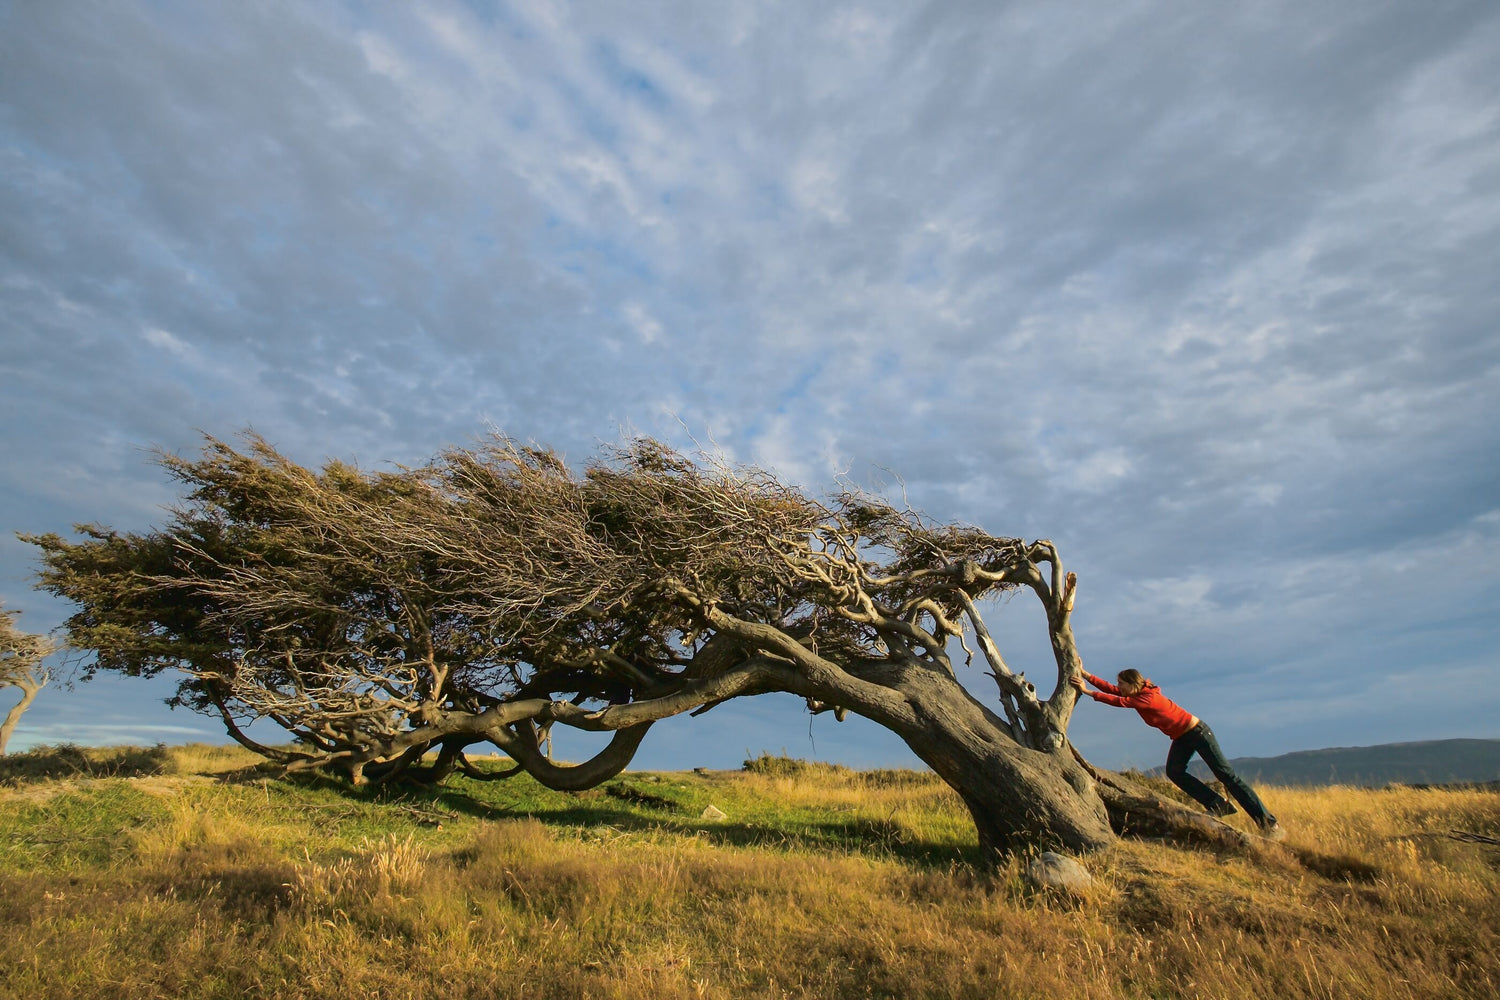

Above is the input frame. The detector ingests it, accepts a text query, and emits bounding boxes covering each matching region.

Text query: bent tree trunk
[497,605,1122,854]
[910,722,1113,854]
[469,653,1119,854]
[856,665,1113,853]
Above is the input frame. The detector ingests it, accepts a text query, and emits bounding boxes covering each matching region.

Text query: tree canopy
[29,432,1235,853]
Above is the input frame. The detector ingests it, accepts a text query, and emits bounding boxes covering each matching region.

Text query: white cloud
[10,723,221,752]
[788,151,848,225]
[142,326,195,359]
[1065,447,1133,493]
[621,301,663,344]
[1130,574,1216,615]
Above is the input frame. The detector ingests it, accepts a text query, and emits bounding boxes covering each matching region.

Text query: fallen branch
[1448,829,1500,846]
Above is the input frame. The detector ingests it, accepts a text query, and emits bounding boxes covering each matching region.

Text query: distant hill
[1157,738,1500,787]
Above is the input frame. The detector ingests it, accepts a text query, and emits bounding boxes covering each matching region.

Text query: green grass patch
[0,781,169,873]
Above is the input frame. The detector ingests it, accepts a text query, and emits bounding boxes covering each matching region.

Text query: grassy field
[1,745,1497,999]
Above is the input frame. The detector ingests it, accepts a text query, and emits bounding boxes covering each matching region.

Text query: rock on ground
[1025,851,1092,892]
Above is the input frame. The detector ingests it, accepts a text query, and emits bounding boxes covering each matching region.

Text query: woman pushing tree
[1070,667,1286,841]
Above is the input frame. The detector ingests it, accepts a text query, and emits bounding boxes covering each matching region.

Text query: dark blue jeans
[1166,722,1275,825]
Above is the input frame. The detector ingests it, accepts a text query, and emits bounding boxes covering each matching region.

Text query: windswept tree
[0,604,55,755]
[29,433,1241,853]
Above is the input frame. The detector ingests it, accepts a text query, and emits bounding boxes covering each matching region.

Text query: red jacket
[1084,673,1198,739]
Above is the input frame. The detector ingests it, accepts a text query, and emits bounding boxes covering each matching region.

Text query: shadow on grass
[1289,845,1383,883]
[0,743,174,785]
[689,816,986,869]
[270,770,983,868]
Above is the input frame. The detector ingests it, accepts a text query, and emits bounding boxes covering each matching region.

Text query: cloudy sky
[3,0,1497,770]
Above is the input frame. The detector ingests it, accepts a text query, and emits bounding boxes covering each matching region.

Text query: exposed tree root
[1071,748,1255,853]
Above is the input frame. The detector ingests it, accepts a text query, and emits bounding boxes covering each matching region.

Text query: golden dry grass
[0,746,1495,999]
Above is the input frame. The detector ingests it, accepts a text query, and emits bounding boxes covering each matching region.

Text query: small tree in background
[28,432,1248,854]
[0,604,54,755]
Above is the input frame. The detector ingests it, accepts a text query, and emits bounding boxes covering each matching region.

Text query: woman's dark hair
[1117,668,1145,690]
